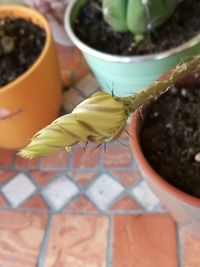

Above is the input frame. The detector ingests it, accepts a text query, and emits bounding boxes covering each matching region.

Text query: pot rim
[129,113,200,208]
[64,0,200,63]
[0,5,51,94]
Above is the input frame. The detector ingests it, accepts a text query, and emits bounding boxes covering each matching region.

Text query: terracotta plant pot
[0,5,62,149]
[129,81,200,232]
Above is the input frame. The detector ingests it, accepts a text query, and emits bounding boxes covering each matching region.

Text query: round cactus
[102,0,179,40]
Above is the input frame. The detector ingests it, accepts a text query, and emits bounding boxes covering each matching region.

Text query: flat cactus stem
[121,56,200,114]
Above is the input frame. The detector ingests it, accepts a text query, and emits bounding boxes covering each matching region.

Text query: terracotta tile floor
[0,45,199,267]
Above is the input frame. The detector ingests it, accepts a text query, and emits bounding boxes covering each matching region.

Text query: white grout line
[0,204,168,216]
[37,214,53,267]
[176,224,184,267]
[106,215,113,267]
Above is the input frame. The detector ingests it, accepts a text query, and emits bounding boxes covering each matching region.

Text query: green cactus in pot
[102,0,179,41]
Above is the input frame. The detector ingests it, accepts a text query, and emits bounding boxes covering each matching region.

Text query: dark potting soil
[0,17,46,88]
[140,84,200,198]
[74,0,200,55]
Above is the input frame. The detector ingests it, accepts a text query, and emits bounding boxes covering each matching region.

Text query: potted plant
[64,0,200,97]
[18,56,200,231]
[129,69,200,232]
[0,5,62,149]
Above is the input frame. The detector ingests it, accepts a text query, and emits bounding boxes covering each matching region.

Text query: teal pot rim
[64,0,200,63]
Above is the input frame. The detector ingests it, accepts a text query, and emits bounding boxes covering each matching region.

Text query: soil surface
[0,17,46,88]
[140,81,200,198]
[74,0,200,55]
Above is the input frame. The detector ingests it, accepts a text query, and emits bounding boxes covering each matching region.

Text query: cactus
[102,0,179,41]
[19,92,128,158]
[19,56,200,159]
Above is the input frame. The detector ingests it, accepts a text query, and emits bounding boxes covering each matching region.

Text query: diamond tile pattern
[0,48,197,267]
[2,173,36,207]
[131,180,160,210]
[42,176,79,211]
[86,173,124,210]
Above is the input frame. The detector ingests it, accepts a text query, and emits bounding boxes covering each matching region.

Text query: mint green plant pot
[65,0,200,97]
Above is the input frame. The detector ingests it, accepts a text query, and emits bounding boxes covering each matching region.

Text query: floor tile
[60,68,72,88]
[41,150,68,169]
[30,171,59,187]
[64,196,97,212]
[0,45,196,267]
[72,147,100,169]
[0,211,48,267]
[62,88,85,113]
[62,74,99,113]
[75,66,90,86]
[113,171,141,187]
[111,196,140,211]
[113,214,178,267]
[65,48,86,71]
[86,173,124,211]
[0,193,7,207]
[103,145,132,168]
[15,155,40,170]
[76,74,100,97]
[2,173,36,207]
[0,170,17,185]
[45,215,109,267]
[0,148,15,167]
[70,49,89,82]
[56,44,73,56]
[21,195,48,210]
[58,47,89,87]
[42,176,79,211]
[69,172,97,186]
[117,129,129,142]
[180,226,200,267]
[131,180,160,210]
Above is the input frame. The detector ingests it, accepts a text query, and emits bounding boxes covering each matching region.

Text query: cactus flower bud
[19,92,128,158]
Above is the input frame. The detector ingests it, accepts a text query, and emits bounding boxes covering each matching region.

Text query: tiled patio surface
[0,45,200,267]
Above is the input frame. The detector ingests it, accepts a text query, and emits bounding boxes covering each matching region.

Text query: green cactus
[102,0,179,41]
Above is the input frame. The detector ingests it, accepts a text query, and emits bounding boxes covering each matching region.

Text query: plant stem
[121,56,200,115]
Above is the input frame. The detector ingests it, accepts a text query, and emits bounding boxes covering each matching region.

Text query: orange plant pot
[129,77,200,233]
[0,5,62,149]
